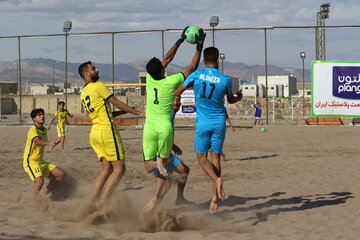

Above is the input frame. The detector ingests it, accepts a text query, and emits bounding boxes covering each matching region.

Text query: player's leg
[142,175,169,214]
[156,157,169,177]
[91,158,112,201]
[210,122,227,202]
[43,166,65,195]
[174,162,194,205]
[61,136,65,150]
[209,151,222,213]
[99,160,125,205]
[156,121,174,177]
[32,176,44,199]
[144,159,157,172]
[143,122,165,174]
[196,153,223,196]
[195,123,224,200]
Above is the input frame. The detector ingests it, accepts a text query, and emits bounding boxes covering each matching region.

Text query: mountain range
[0,58,311,85]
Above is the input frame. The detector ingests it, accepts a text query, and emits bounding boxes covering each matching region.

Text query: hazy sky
[0,0,359,68]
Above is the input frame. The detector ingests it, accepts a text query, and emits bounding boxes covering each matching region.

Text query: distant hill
[0,58,311,85]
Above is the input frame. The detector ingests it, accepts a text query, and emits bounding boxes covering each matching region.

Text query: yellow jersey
[23,126,47,163]
[80,82,114,128]
[55,110,69,128]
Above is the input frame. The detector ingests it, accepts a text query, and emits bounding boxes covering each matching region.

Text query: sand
[0,123,359,240]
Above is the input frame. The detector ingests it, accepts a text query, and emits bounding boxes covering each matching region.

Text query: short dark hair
[146,57,163,80]
[31,108,44,120]
[58,101,65,105]
[78,61,92,78]
[203,47,219,63]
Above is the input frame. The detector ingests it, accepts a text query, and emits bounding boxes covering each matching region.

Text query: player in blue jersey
[173,47,242,213]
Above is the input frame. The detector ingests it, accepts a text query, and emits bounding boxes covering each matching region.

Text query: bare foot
[142,197,158,214]
[157,158,168,177]
[216,178,225,201]
[175,198,195,206]
[210,197,218,213]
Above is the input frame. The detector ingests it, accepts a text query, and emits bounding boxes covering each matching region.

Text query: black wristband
[175,39,183,47]
[196,43,203,51]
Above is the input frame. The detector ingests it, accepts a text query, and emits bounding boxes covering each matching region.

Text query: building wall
[240,84,257,96]
[258,75,298,97]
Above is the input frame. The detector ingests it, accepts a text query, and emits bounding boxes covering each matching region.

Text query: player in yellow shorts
[48,101,73,150]
[78,61,145,206]
[23,108,64,199]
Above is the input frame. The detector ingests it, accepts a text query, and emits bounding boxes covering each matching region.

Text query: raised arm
[161,27,188,69]
[108,96,145,117]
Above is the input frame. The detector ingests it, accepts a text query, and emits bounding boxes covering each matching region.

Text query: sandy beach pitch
[0,124,359,240]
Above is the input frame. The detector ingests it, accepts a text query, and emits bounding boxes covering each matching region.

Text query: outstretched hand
[175,26,189,46]
[49,139,61,150]
[195,28,206,51]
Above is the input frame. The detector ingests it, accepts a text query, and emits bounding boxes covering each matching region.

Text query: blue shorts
[195,120,226,154]
[153,154,182,177]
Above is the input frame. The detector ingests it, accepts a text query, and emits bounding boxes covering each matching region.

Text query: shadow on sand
[174,191,353,225]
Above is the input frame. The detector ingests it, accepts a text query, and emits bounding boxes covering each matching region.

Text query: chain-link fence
[0,25,359,125]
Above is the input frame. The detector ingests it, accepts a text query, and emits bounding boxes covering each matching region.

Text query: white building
[30,84,49,95]
[257,75,298,97]
[240,83,258,97]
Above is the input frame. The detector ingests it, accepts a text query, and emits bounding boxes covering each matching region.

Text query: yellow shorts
[57,124,65,137]
[90,124,125,164]
[23,160,57,182]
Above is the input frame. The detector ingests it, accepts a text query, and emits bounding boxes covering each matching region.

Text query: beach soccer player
[143,26,205,177]
[142,106,194,214]
[174,47,243,213]
[48,101,73,150]
[78,61,145,206]
[23,108,64,199]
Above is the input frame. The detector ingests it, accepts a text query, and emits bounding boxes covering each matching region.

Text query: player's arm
[181,30,206,78]
[161,26,188,69]
[33,136,61,149]
[226,112,235,132]
[227,89,243,104]
[108,96,145,117]
[112,110,128,117]
[67,111,74,118]
[173,84,187,110]
[47,116,56,130]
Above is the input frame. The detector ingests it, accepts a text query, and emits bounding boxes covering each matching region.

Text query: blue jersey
[184,68,232,122]
[254,104,262,118]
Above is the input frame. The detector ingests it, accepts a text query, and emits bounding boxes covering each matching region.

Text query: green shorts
[143,120,173,160]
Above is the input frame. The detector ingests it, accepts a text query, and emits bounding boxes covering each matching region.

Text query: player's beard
[91,72,99,82]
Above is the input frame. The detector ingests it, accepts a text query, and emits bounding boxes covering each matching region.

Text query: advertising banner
[177,90,196,118]
[312,61,360,117]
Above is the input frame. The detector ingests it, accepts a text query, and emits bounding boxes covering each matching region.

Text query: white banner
[312,61,360,117]
[177,90,196,118]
